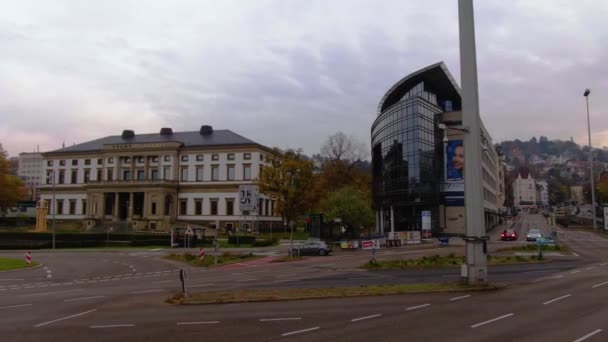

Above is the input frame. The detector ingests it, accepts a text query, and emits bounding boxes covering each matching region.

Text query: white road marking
[61,283,73,286]
[64,296,105,302]
[190,283,214,288]
[550,275,564,279]
[0,303,32,309]
[543,294,572,305]
[0,279,24,281]
[276,274,297,278]
[19,289,83,297]
[259,318,302,322]
[600,263,607,267]
[592,281,608,289]
[281,327,320,336]
[405,304,431,311]
[351,314,382,322]
[176,321,219,325]
[572,252,580,257]
[152,280,173,284]
[585,267,595,271]
[450,295,471,301]
[90,324,135,329]
[130,289,165,294]
[471,313,514,328]
[238,278,258,282]
[573,329,603,342]
[34,309,97,327]
[570,270,581,274]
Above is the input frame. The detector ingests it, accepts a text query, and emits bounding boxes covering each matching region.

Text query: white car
[526,229,542,242]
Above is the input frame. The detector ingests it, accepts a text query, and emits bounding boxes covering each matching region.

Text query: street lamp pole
[584,89,597,230]
[458,0,487,285]
[51,170,56,249]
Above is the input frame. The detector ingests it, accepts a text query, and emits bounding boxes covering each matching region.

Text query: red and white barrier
[199,248,205,261]
[26,251,31,264]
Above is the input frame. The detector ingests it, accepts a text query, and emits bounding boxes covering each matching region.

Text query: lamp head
[584,89,591,97]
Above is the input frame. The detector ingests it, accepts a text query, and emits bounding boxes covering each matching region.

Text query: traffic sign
[239,185,259,212]
[185,226,194,236]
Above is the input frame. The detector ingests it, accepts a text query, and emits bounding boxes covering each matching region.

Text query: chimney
[200,125,213,135]
[122,130,135,139]
[160,127,173,135]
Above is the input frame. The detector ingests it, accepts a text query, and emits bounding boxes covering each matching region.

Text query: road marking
[592,281,608,289]
[471,313,514,328]
[585,267,595,271]
[190,283,214,288]
[351,314,382,322]
[176,321,219,325]
[281,327,320,336]
[0,303,32,309]
[153,280,173,284]
[600,263,607,267]
[550,275,564,279]
[260,318,302,322]
[572,252,580,257]
[238,278,258,282]
[570,270,581,274]
[34,309,96,327]
[276,274,297,278]
[19,289,83,297]
[450,295,471,301]
[405,304,430,311]
[64,296,105,302]
[130,289,165,294]
[91,324,135,329]
[543,294,572,305]
[573,329,603,342]
[0,279,24,281]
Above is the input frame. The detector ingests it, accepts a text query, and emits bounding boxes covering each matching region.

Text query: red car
[501,229,518,241]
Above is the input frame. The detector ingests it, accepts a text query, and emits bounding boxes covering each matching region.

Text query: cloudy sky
[1,0,607,158]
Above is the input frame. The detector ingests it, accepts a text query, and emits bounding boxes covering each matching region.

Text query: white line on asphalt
[260,318,302,322]
[0,279,24,281]
[0,303,32,309]
[238,278,258,282]
[450,295,472,301]
[130,289,165,294]
[351,314,382,322]
[585,267,595,271]
[570,270,581,274]
[405,304,431,311]
[573,329,603,342]
[152,280,173,284]
[190,283,214,288]
[34,309,97,327]
[471,313,514,328]
[176,321,219,325]
[543,294,572,305]
[550,275,564,279]
[281,327,320,336]
[38,285,48,288]
[90,324,135,329]
[592,281,608,289]
[600,263,607,267]
[64,296,105,302]
[19,289,83,297]
[276,274,297,278]
[572,252,580,257]
[61,283,73,286]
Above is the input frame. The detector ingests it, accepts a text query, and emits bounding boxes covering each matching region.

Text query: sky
[1,0,607,158]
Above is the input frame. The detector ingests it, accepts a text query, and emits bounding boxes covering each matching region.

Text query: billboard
[238,185,259,212]
[443,140,464,206]
[604,207,608,231]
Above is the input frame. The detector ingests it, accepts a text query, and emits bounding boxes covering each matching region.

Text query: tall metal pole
[458,0,487,284]
[51,170,56,249]
[584,90,597,230]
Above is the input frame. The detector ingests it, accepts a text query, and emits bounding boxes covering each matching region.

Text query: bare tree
[321,132,367,164]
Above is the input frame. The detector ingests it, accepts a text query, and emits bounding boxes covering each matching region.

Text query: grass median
[169,283,498,305]
[499,244,571,254]
[361,253,548,270]
[164,252,261,267]
[0,257,39,271]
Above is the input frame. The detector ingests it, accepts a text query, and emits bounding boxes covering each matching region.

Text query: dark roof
[377,61,462,115]
[49,130,259,153]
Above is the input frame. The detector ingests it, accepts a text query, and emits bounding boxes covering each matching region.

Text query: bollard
[25,251,31,265]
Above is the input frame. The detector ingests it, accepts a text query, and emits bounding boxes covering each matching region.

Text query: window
[70,169,77,183]
[137,157,144,164]
[151,169,159,180]
[181,167,188,181]
[58,170,65,184]
[137,170,145,180]
[258,199,263,216]
[212,165,219,181]
[46,170,53,184]
[71,160,78,166]
[97,158,103,164]
[260,154,264,161]
[244,153,251,160]
[151,202,157,215]
[179,199,187,215]
[270,200,275,216]
[60,160,66,166]
[226,199,234,215]
[47,160,53,167]
[108,157,114,164]
[164,155,170,162]
[227,165,235,180]
[152,156,158,162]
[163,166,171,180]
[81,199,87,215]
[243,164,251,180]
[123,170,131,181]
[84,170,90,183]
[196,166,204,181]
[227,153,235,160]
[195,199,202,215]
[196,155,204,161]
[210,200,218,215]
[124,157,131,163]
[56,200,64,215]
[85,159,91,166]
[181,155,189,162]
[107,168,114,181]
[212,154,219,161]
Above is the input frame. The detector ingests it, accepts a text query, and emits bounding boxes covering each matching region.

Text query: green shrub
[227,236,256,244]
[252,238,278,247]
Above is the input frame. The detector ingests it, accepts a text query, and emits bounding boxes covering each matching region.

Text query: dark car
[500,229,518,241]
[288,241,332,256]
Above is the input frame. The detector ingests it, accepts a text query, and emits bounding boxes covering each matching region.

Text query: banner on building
[443,140,465,206]
[604,207,608,231]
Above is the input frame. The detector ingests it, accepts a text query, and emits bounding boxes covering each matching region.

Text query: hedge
[0,232,171,249]
[228,236,256,245]
[252,238,279,247]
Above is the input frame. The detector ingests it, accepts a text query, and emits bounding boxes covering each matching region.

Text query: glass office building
[372,62,462,234]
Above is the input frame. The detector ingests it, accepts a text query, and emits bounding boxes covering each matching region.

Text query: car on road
[526,228,542,242]
[288,241,332,256]
[500,229,518,241]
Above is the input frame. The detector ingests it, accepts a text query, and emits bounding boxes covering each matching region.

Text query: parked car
[500,229,518,241]
[288,241,332,256]
[526,228,542,242]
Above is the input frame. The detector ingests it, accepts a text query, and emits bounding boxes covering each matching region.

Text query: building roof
[48,129,260,154]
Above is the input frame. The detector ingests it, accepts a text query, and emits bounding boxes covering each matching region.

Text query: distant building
[513,171,536,209]
[535,180,549,206]
[8,157,19,175]
[18,152,44,200]
[570,185,584,204]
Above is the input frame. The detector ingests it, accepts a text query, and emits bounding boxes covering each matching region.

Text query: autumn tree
[0,143,27,213]
[321,186,374,238]
[258,148,314,228]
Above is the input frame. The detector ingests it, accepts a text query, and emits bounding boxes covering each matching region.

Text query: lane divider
[543,294,572,305]
[471,313,514,328]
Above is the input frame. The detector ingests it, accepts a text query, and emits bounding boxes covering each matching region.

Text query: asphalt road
[1,214,607,341]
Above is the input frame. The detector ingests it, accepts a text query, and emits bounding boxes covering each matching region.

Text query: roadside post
[536,237,545,260]
[199,248,205,262]
[371,245,377,264]
[213,239,219,265]
[106,226,113,248]
[25,251,31,265]
[179,269,188,297]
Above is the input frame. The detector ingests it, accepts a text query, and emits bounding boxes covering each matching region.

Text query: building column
[376,210,380,234]
[380,209,385,234]
[130,155,135,180]
[113,192,119,222]
[390,206,395,237]
[128,192,134,221]
[99,193,106,219]
[144,156,150,180]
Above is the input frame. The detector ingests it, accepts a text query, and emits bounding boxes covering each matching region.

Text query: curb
[0,263,44,273]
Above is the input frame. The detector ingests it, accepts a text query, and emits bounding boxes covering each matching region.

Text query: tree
[322,187,374,239]
[258,148,314,228]
[598,179,608,204]
[321,131,367,163]
[0,143,27,213]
